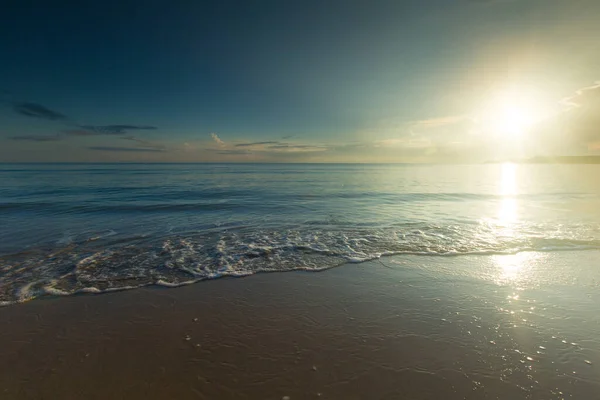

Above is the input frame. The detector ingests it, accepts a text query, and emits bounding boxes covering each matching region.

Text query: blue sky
[2,0,600,162]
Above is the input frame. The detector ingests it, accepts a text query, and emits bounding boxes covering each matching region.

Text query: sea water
[1,163,599,304]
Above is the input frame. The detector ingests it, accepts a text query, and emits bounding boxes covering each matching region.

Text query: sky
[1,0,600,163]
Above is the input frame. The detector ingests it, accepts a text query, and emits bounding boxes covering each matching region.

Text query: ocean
[1,163,600,305]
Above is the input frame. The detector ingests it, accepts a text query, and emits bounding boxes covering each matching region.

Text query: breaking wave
[2,223,599,306]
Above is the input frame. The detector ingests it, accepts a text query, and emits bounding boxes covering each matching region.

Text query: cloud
[207,139,329,154]
[235,141,280,147]
[560,82,600,110]
[557,82,600,146]
[211,133,225,147]
[78,125,157,135]
[9,134,61,142]
[523,81,600,156]
[13,102,68,121]
[87,146,166,153]
[62,129,96,136]
[197,135,480,163]
[63,125,158,137]
[120,136,167,150]
[373,139,404,147]
[267,144,328,152]
[202,137,331,160]
[10,98,156,135]
[410,115,470,130]
[216,149,253,155]
[374,138,432,148]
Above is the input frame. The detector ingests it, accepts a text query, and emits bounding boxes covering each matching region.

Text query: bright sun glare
[479,87,547,138]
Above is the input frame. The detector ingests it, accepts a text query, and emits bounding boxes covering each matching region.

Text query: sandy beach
[1,252,599,399]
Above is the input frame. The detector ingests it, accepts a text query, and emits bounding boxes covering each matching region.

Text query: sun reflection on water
[493,252,531,283]
[492,163,533,284]
[490,162,520,242]
[498,198,517,224]
[500,163,517,196]
[491,251,550,287]
[498,163,518,225]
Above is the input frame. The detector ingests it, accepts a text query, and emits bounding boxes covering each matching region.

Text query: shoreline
[1,253,599,399]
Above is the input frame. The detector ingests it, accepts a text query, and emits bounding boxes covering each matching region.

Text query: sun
[478,87,547,138]
[497,104,536,136]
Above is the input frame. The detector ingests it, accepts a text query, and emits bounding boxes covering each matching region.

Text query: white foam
[77,287,102,294]
[16,281,40,303]
[104,286,139,293]
[155,279,199,288]
[43,286,70,296]
[2,223,600,306]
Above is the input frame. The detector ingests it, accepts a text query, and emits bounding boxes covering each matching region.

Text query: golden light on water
[500,162,517,196]
[491,163,521,281]
[498,163,518,224]
[491,163,545,285]
[492,251,548,286]
[494,252,529,283]
[498,198,518,224]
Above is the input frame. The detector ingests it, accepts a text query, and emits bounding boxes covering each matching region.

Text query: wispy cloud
[553,81,600,147]
[9,98,158,143]
[410,115,469,130]
[373,138,404,147]
[87,146,166,153]
[78,125,157,135]
[211,133,225,147]
[216,149,253,155]
[374,138,432,148]
[235,141,280,147]
[13,102,68,121]
[9,134,61,142]
[207,139,329,154]
[267,144,328,152]
[560,82,600,110]
[62,129,94,136]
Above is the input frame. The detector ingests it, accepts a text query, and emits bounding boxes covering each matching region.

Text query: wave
[1,223,599,306]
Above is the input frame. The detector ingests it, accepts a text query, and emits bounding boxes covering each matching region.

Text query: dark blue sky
[2,0,600,162]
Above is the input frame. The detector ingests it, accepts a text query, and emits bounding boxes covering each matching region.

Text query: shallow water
[1,163,600,304]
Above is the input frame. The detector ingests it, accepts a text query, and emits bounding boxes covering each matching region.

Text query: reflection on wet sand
[0,252,598,400]
[493,252,539,284]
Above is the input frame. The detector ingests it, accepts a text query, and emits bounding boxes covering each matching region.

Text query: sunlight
[497,163,518,224]
[492,252,543,285]
[500,162,517,196]
[479,87,547,138]
[498,198,518,224]
[498,105,535,136]
[494,253,527,282]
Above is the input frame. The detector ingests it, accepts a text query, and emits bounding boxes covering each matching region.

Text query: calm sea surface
[1,163,600,305]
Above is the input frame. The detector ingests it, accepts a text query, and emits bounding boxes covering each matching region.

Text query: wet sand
[1,253,599,399]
